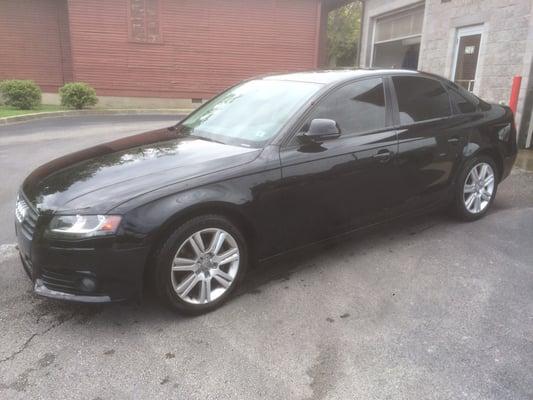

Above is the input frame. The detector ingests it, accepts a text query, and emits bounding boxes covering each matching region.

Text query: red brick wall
[0,0,72,92]
[67,0,322,99]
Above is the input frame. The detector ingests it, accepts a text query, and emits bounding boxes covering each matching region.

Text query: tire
[453,155,498,221]
[154,215,248,315]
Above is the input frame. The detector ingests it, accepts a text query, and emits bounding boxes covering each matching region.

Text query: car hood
[22,128,260,213]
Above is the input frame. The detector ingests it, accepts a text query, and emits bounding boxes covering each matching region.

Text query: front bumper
[34,279,112,303]
[16,221,150,303]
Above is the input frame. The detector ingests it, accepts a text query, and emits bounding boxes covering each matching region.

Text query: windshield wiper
[190,134,226,145]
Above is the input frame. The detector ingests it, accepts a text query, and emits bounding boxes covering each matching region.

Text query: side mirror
[299,119,341,143]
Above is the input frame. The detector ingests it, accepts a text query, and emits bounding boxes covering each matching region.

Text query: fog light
[80,277,96,292]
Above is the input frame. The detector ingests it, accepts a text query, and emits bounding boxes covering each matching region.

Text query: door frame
[450,24,484,93]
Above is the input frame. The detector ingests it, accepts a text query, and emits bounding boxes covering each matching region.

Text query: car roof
[261,68,423,85]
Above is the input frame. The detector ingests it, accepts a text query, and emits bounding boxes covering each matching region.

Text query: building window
[129,0,162,43]
[371,6,424,70]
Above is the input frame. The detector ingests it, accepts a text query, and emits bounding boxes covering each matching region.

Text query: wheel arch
[475,147,504,180]
[142,201,257,285]
[460,143,504,182]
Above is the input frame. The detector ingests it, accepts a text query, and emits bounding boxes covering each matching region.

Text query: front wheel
[454,155,498,221]
[155,215,248,315]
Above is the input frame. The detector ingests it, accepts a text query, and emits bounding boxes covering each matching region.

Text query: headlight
[46,215,122,238]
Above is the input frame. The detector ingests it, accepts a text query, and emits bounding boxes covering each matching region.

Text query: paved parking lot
[1,116,532,399]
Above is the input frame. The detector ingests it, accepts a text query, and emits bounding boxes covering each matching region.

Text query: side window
[392,76,451,124]
[304,78,388,135]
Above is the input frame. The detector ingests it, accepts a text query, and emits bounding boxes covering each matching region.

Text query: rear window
[448,88,477,113]
[447,81,491,113]
[393,76,451,124]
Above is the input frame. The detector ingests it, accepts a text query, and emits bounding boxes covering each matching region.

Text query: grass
[0,104,65,118]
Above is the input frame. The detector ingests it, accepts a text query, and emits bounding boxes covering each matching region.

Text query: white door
[451,25,484,92]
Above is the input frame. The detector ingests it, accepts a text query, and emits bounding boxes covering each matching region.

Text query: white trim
[450,24,484,93]
[370,18,377,67]
[371,1,425,22]
[527,111,533,148]
[373,33,422,45]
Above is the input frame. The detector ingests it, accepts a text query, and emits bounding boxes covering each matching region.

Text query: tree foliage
[327,2,362,67]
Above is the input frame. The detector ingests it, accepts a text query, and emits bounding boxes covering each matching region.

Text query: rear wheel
[155,215,248,315]
[454,155,498,221]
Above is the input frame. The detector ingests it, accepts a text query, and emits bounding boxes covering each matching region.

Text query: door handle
[448,137,460,144]
[373,149,392,163]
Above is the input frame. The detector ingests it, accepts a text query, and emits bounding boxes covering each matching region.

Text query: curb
[0,108,194,126]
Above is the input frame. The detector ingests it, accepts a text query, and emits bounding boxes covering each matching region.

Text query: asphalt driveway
[0,116,532,399]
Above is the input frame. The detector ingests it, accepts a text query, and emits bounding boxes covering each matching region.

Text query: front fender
[120,182,255,243]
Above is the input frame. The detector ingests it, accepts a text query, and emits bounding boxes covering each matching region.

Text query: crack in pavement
[0,312,76,364]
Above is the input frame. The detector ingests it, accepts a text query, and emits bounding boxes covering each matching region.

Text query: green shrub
[0,80,42,109]
[59,82,98,109]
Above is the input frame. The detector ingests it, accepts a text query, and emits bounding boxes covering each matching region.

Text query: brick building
[358,0,533,147]
[0,0,346,108]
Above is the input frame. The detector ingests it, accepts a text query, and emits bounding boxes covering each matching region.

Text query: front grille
[15,195,39,240]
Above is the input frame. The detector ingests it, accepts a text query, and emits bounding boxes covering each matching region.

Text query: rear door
[391,75,466,210]
[278,77,399,250]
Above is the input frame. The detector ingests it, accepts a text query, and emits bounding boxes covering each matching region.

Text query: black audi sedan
[15,69,517,314]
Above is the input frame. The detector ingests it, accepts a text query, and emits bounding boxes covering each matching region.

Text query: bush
[0,80,42,109]
[59,82,98,109]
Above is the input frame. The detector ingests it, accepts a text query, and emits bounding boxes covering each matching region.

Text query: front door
[278,77,399,251]
[452,25,483,92]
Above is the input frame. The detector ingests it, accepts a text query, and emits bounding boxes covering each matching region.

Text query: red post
[509,75,522,114]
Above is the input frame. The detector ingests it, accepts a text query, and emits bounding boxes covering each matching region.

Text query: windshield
[178,79,323,147]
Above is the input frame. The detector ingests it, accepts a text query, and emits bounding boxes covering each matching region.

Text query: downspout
[314,0,323,68]
[356,0,365,67]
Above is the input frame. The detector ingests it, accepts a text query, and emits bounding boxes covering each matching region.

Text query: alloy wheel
[170,228,240,304]
[463,162,495,214]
